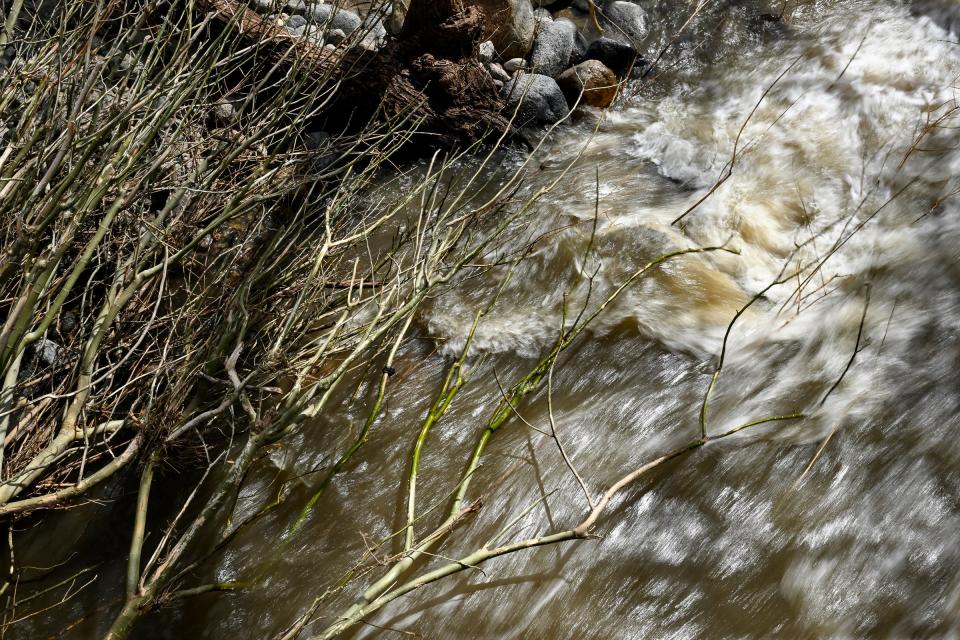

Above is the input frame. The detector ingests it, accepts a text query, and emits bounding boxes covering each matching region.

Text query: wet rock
[478,40,496,63]
[585,36,638,77]
[601,1,647,43]
[476,0,536,59]
[502,72,569,126]
[556,59,618,108]
[530,18,577,77]
[503,57,527,73]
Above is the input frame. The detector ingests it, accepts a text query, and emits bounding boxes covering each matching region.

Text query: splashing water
[15,0,960,638]
[179,1,960,638]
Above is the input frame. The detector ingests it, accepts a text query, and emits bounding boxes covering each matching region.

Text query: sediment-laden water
[17,0,960,637]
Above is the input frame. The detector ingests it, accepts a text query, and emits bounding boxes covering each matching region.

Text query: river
[18,0,960,637]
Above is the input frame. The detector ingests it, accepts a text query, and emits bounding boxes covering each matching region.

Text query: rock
[503,57,526,73]
[286,2,363,34]
[475,0,536,59]
[283,0,308,14]
[360,18,387,49]
[532,7,553,37]
[571,28,588,65]
[585,36,638,77]
[488,62,511,82]
[59,311,77,334]
[478,40,496,63]
[386,0,408,35]
[327,28,347,45]
[492,78,504,91]
[601,1,647,43]
[304,130,330,150]
[17,338,61,381]
[21,339,60,379]
[286,13,307,30]
[502,72,569,126]
[213,99,235,122]
[253,0,280,14]
[529,18,577,77]
[34,339,59,366]
[302,25,326,45]
[533,7,553,22]
[553,6,595,34]
[556,59,619,108]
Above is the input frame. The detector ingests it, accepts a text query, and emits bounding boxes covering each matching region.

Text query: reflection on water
[16,0,960,637]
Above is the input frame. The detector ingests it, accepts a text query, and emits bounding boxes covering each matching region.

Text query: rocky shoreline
[249,0,648,130]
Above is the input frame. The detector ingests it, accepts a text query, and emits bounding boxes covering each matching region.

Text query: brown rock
[556,59,619,109]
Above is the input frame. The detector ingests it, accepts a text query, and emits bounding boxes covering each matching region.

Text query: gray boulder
[571,28,588,65]
[585,36,638,77]
[19,338,60,381]
[502,72,569,126]
[532,7,553,37]
[386,0,408,35]
[602,1,647,43]
[360,17,387,49]
[286,13,308,31]
[530,18,577,78]
[533,7,553,22]
[503,57,526,73]
[32,339,59,367]
[286,1,363,34]
[59,311,77,334]
[478,40,496,63]
[476,0,537,59]
[253,0,282,13]
[314,5,363,33]
[488,62,511,82]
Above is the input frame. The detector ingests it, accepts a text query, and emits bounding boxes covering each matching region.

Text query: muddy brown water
[11,0,960,638]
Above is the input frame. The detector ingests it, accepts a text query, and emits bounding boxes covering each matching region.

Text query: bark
[200,0,508,146]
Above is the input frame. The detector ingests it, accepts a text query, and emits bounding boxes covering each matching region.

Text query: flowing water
[15,0,960,637]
